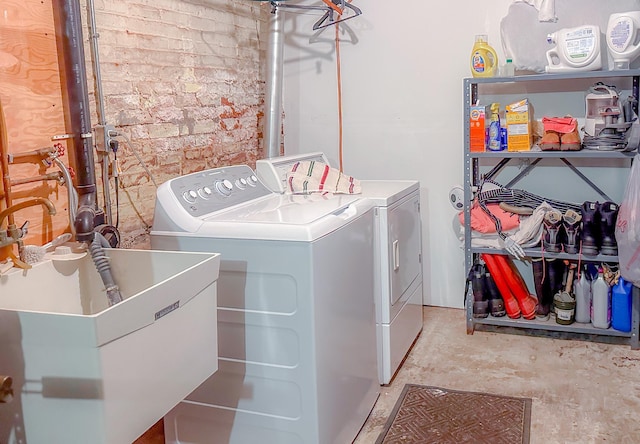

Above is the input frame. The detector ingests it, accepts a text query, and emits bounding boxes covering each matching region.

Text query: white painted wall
[281,0,514,307]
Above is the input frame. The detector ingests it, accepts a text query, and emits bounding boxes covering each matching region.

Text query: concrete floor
[354,306,640,444]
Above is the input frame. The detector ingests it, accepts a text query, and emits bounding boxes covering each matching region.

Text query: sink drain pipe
[53,0,101,242]
[53,0,121,305]
[91,232,123,306]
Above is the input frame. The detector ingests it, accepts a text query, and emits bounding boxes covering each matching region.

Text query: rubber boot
[543,209,563,253]
[484,269,506,317]
[547,259,566,315]
[471,262,489,318]
[481,254,521,319]
[533,259,552,319]
[599,201,619,256]
[496,254,537,320]
[580,201,600,255]
[562,209,582,254]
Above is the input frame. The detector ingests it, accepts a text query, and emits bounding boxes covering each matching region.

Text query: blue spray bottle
[488,103,503,151]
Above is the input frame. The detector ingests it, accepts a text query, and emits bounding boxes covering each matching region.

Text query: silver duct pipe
[264,5,285,158]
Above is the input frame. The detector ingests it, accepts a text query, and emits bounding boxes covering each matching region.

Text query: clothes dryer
[151,165,379,444]
[257,153,423,384]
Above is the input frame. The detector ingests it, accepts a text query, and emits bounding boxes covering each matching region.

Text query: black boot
[543,209,563,253]
[471,262,489,318]
[599,201,619,256]
[531,259,561,319]
[531,259,551,318]
[562,209,582,254]
[484,268,506,317]
[547,259,566,315]
[580,201,600,255]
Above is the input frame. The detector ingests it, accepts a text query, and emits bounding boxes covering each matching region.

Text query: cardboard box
[469,105,487,152]
[505,99,533,151]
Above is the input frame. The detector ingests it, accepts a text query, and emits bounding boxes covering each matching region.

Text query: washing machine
[256,153,423,385]
[150,165,379,444]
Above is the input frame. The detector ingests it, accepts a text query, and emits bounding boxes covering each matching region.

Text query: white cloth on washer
[287,161,361,194]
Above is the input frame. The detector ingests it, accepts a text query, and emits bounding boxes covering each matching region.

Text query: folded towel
[458,202,553,250]
[287,161,361,194]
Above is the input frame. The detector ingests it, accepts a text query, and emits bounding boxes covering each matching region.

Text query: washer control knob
[247,175,258,186]
[183,190,198,203]
[198,186,213,199]
[235,178,248,189]
[215,179,233,196]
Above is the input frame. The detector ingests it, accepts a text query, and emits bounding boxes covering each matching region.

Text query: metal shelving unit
[463,70,640,349]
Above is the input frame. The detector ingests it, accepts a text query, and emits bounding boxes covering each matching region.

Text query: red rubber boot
[496,254,538,320]
[481,254,521,319]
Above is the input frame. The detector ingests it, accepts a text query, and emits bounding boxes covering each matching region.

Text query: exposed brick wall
[84,0,268,248]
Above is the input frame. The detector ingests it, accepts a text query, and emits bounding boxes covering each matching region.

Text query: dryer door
[388,193,422,307]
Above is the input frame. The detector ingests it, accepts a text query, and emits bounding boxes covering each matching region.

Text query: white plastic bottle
[501,58,515,77]
[591,267,611,329]
[574,270,591,323]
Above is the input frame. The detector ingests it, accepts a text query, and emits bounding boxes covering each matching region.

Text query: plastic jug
[470,35,498,78]
[591,267,611,329]
[546,25,602,73]
[574,270,591,324]
[606,11,640,70]
[611,277,633,332]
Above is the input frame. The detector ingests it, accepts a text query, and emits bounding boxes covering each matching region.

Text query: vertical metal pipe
[52,0,99,241]
[86,0,106,126]
[264,5,285,158]
[86,0,113,225]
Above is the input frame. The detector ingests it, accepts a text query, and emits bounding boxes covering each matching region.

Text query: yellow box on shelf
[506,98,533,151]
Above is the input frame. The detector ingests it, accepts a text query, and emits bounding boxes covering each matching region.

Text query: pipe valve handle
[1,375,14,403]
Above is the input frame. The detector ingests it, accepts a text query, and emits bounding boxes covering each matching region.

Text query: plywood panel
[0,0,72,261]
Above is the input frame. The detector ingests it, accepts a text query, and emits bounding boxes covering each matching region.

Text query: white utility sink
[0,248,220,444]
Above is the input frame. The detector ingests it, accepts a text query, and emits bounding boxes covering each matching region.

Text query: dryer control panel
[167,165,272,217]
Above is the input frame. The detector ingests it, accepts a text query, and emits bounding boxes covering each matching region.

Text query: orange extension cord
[322,0,349,171]
[335,21,343,172]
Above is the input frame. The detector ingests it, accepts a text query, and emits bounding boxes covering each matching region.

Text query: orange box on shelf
[469,105,487,152]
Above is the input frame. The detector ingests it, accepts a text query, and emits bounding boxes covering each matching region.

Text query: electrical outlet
[94,124,116,153]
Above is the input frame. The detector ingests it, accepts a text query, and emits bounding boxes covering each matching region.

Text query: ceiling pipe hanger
[268,0,362,30]
[313,1,362,30]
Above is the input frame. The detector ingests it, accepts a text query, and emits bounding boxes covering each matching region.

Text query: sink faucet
[0,198,57,248]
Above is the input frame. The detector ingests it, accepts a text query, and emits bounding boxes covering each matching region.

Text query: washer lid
[203,193,358,224]
[359,180,420,206]
[188,193,374,241]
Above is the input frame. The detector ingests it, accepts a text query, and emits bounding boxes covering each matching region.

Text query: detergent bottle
[591,267,611,329]
[470,35,498,78]
[611,276,633,332]
[573,269,591,324]
[606,11,640,69]
[546,25,602,73]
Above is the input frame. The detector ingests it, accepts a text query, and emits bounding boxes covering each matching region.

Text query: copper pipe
[0,198,57,227]
[10,171,63,186]
[7,147,57,164]
[0,99,13,227]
